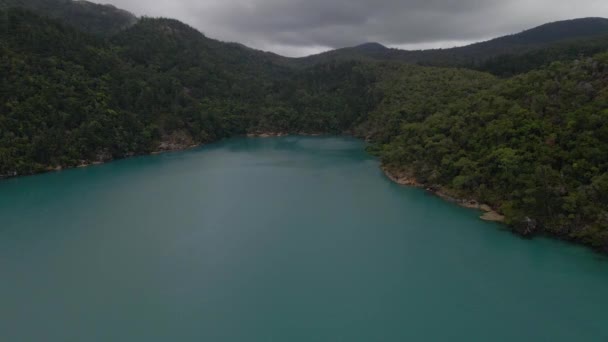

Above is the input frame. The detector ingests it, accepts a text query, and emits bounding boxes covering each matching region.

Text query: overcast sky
[92,0,608,57]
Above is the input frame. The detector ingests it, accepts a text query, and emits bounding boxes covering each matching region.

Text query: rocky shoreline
[0,142,204,180]
[246,131,324,138]
[4,138,603,254]
[382,165,505,223]
[0,132,326,180]
[380,165,608,256]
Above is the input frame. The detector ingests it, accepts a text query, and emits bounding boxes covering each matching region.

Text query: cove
[0,136,607,341]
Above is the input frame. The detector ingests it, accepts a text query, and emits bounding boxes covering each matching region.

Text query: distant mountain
[296,18,608,69]
[351,42,389,53]
[491,17,608,45]
[289,42,392,65]
[476,33,608,76]
[0,0,138,35]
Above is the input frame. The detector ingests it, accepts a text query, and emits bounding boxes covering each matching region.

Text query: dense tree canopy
[376,56,608,249]
[0,0,137,35]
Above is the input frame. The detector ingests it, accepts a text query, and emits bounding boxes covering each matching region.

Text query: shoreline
[245,131,325,138]
[381,165,505,223]
[0,143,205,181]
[0,132,327,180]
[2,135,606,255]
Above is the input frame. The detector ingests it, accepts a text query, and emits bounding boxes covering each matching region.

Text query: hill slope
[0,0,138,35]
[374,55,608,250]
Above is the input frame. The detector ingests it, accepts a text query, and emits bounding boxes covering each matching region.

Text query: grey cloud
[94,0,608,56]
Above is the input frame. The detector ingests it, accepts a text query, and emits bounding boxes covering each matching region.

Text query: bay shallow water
[0,136,607,341]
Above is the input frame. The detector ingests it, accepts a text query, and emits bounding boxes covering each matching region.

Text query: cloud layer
[95,0,608,56]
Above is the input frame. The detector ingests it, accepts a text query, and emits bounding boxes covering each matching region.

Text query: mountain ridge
[0,0,138,35]
[296,17,608,67]
[3,0,607,66]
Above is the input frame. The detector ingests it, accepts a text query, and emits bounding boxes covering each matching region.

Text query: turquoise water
[0,136,607,341]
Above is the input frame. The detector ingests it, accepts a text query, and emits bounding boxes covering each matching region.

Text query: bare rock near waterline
[480,211,506,222]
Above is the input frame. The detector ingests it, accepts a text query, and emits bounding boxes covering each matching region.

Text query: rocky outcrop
[514,217,538,236]
[383,165,505,222]
[246,132,289,138]
[76,149,113,168]
[245,132,325,138]
[156,131,197,152]
[480,211,506,222]
[382,166,422,187]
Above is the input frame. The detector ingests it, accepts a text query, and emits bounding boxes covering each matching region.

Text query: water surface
[1,137,607,341]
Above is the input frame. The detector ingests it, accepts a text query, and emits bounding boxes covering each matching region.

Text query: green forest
[1,2,607,252]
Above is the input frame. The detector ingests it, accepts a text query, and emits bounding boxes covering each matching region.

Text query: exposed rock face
[96,150,112,162]
[382,166,422,187]
[515,217,538,236]
[75,149,113,168]
[157,131,196,152]
[383,165,505,222]
[246,132,289,138]
[480,211,506,222]
[245,132,324,138]
[479,204,493,212]
[433,191,505,222]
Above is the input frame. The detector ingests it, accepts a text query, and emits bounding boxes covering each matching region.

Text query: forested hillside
[0,0,137,35]
[0,3,607,252]
[376,55,608,250]
[474,34,608,76]
[0,9,383,173]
